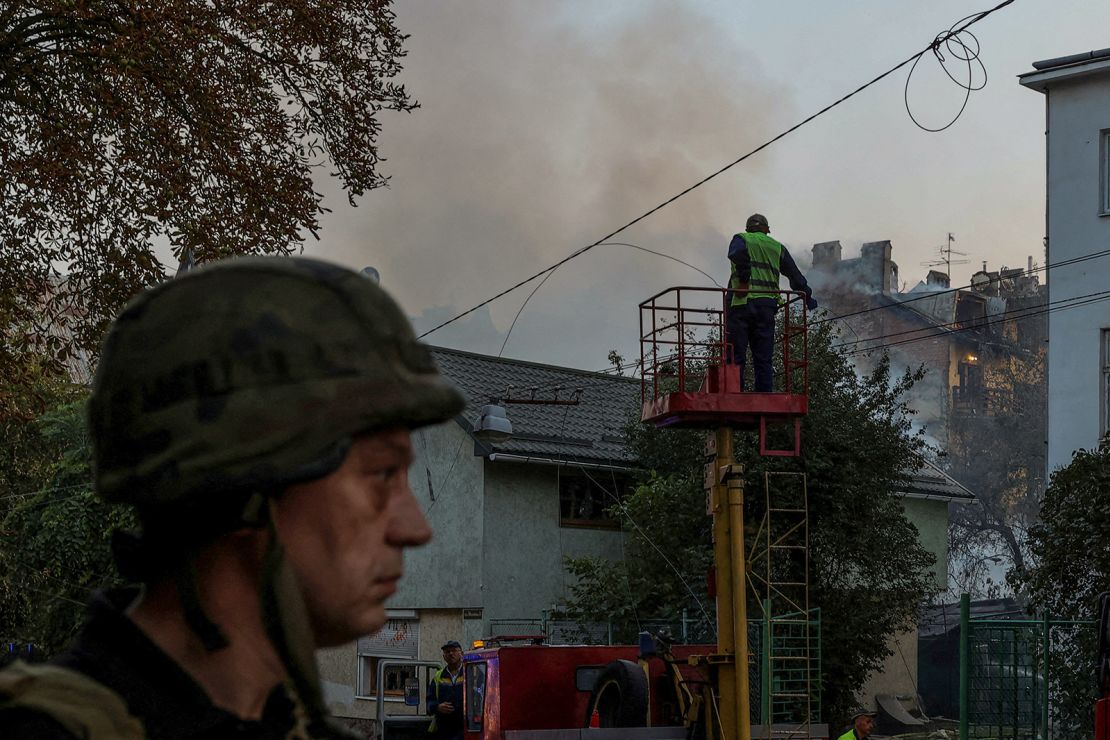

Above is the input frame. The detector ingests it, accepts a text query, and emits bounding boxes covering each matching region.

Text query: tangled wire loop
[905,16,989,133]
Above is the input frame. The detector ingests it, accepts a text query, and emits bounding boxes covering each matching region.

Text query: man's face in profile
[276,428,432,646]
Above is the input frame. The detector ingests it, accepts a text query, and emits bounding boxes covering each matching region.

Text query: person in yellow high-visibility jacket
[836,708,878,740]
[427,641,465,740]
[726,213,818,392]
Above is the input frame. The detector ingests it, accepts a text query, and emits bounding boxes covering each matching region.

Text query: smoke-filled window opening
[954,293,987,329]
[953,354,985,415]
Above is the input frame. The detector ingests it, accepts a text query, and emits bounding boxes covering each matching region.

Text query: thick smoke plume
[311,1,793,363]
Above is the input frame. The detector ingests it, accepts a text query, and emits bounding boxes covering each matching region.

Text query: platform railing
[639,286,809,407]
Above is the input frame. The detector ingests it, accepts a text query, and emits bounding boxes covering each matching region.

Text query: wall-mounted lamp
[475,402,513,443]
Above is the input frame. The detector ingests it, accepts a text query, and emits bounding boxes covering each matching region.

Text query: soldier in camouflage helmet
[0,257,465,739]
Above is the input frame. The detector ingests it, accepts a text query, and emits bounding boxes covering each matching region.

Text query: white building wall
[1025,68,1110,474]
[481,460,625,624]
[394,420,486,609]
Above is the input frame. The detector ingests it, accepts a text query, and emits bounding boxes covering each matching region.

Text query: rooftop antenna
[921,232,968,278]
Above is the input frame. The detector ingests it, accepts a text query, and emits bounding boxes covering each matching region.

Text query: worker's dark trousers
[726,298,777,392]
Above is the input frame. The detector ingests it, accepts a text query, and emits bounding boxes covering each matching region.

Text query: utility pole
[705,428,751,740]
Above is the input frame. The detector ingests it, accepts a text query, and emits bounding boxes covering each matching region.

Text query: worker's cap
[849,708,879,721]
[746,213,769,231]
[441,640,463,650]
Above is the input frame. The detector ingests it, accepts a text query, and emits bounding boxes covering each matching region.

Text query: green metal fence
[748,607,822,726]
[958,594,1095,740]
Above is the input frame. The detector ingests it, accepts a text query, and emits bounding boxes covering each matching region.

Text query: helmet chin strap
[259,498,359,740]
[176,556,230,652]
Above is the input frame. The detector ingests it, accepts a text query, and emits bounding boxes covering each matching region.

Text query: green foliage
[565,320,939,723]
[1,1,416,404]
[565,469,714,639]
[1019,441,1110,736]
[0,396,135,655]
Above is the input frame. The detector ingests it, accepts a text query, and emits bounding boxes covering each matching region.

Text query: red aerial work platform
[639,286,809,456]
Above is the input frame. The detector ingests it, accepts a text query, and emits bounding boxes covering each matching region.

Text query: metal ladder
[747,471,817,738]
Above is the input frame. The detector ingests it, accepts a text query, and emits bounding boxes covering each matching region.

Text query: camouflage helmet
[89,257,464,507]
[746,213,769,232]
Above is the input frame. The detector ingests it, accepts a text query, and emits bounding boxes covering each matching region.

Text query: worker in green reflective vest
[427,641,465,740]
[726,213,818,392]
[837,708,878,740]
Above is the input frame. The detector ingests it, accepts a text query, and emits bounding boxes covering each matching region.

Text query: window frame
[1102,329,1110,438]
[358,659,422,702]
[465,661,488,733]
[557,470,631,529]
[354,616,421,701]
[1101,129,1110,216]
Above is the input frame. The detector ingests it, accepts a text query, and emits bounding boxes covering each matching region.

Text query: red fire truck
[458,634,706,740]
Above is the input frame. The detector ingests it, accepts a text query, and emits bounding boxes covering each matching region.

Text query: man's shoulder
[0,661,144,739]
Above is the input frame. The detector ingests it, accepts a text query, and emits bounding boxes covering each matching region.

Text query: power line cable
[481,284,1081,408]
[842,291,1109,356]
[504,282,1081,401]
[465,242,1110,394]
[519,245,1110,394]
[832,287,1110,351]
[499,242,723,359]
[417,0,1017,342]
[812,246,1110,327]
[574,464,714,629]
[841,291,1110,357]
[904,15,989,132]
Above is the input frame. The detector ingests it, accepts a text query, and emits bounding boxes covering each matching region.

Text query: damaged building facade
[807,240,1047,594]
[807,240,1046,456]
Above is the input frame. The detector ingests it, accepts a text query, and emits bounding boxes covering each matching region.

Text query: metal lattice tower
[747,471,817,737]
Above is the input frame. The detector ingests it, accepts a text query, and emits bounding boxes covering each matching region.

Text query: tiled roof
[900,459,976,502]
[430,347,977,501]
[430,347,641,466]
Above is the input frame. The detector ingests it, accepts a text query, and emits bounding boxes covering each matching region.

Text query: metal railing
[638,287,809,405]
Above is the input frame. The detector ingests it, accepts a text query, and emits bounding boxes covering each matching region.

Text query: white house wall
[1043,74,1110,473]
[395,419,485,608]
[481,461,625,624]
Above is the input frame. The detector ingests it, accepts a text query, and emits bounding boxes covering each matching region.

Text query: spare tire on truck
[584,659,649,728]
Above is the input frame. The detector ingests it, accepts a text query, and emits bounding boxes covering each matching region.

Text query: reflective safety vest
[730,231,784,307]
[427,666,463,734]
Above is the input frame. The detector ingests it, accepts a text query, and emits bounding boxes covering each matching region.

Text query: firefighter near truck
[385,287,822,740]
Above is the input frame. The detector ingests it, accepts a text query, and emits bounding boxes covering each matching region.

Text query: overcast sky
[303,0,1110,370]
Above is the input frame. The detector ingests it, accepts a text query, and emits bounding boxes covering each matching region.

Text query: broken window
[954,295,987,330]
[953,357,984,414]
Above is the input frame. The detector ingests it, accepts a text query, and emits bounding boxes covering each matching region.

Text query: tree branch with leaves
[0,0,417,420]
